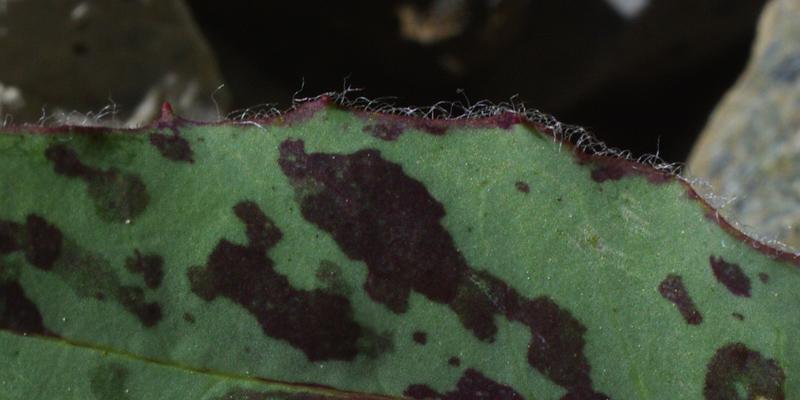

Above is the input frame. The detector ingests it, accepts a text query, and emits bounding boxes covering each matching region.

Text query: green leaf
[0,331,398,399]
[1,98,797,399]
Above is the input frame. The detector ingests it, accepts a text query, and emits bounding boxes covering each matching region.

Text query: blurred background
[1,0,799,248]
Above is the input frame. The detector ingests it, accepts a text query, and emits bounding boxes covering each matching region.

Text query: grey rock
[688,0,800,249]
[0,0,229,126]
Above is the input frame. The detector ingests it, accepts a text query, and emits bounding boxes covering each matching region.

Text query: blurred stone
[0,0,229,126]
[0,81,24,121]
[605,0,650,18]
[397,0,471,45]
[688,0,800,248]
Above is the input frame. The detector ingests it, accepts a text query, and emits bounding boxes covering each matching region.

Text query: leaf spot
[710,256,751,297]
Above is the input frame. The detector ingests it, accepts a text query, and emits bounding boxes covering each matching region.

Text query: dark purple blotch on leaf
[277,139,607,398]
[710,256,751,297]
[448,356,461,367]
[0,281,53,336]
[117,285,162,327]
[0,216,63,271]
[363,123,404,141]
[405,369,524,400]
[704,343,785,400]
[515,181,530,193]
[124,250,164,289]
[658,274,703,325]
[583,156,671,185]
[44,144,150,223]
[188,201,362,361]
[590,164,627,182]
[361,119,448,142]
[732,312,744,321]
[183,312,195,324]
[23,215,63,270]
[149,130,194,163]
[0,215,161,327]
[412,331,427,345]
[758,272,769,284]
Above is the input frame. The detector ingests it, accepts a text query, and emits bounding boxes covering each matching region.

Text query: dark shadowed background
[0,0,766,162]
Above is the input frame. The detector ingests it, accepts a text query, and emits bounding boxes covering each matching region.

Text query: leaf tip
[158,101,176,124]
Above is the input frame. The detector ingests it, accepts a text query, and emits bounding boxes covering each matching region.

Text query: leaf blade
[1,100,798,399]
